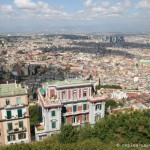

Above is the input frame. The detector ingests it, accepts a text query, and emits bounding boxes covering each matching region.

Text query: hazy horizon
[0,0,150,33]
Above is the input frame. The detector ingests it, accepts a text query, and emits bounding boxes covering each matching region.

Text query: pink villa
[35,79,106,141]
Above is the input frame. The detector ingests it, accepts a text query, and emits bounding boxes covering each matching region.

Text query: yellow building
[0,83,31,145]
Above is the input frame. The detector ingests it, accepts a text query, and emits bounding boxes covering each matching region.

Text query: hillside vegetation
[1,110,150,150]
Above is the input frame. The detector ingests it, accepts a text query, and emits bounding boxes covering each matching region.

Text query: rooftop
[140,59,150,63]
[46,79,95,86]
[0,83,27,97]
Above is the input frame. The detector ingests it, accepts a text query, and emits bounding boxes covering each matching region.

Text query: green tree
[59,124,78,144]
[29,104,41,136]
[17,50,25,54]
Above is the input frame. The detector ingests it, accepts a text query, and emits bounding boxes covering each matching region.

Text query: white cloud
[14,0,50,10]
[0,5,14,14]
[83,0,132,17]
[84,0,93,7]
[14,0,37,9]
[137,0,150,11]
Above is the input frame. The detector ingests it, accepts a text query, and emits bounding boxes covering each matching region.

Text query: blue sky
[0,0,150,33]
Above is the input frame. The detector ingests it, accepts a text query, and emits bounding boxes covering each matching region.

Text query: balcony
[39,93,62,108]
[62,97,88,104]
[2,113,29,121]
[7,127,26,134]
[4,103,28,109]
[63,110,89,116]
[35,123,45,134]
[72,122,81,126]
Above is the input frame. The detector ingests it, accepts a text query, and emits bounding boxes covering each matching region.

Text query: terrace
[0,83,27,97]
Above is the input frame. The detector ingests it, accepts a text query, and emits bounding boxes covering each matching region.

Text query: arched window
[95,104,102,111]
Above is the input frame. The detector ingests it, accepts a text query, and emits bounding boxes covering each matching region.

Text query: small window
[83,104,87,111]
[83,90,87,97]
[73,90,77,99]
[51,110,56,117]
[82,114,87,122]
[62,91,66,100]
[95,104,102,111]
[73,105,77,112]
[19,121,23,128]
[72,116,78,123]
[18,133,26,140]
[7,123,13,131]
[6,99,10,106]
[6,110,12,119]
[16,98,21,105]
[17,109,22,118]
[95,114,101,122]
[7,135,15,142]
[52,122,56,129]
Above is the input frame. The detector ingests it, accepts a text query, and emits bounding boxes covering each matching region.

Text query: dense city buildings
[0,82,31,145]
[0,33,149,144]
[35,79,106,141]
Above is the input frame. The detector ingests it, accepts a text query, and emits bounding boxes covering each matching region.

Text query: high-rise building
[0,82,31,145]
[35,79,106,141]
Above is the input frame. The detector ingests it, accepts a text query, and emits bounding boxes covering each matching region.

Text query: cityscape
[0,0,150,150]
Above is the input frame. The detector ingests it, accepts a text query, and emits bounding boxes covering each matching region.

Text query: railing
[4,103,27,109]
[62,97,88,104]
[44,99,61,105]
[0,90,27,97]
[7,127,26,134]
[63,110,89,116]
[4,113,28,120]
[72,122,81,126]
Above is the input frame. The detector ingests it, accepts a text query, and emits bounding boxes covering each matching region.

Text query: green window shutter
[23,133,26,139]
[7,111,11,119]
[13,135,16,140]
[83,104,87,110]
[7,136,10,141]
[51,111,55,117]
[18,109,22,118]
[52,122,56,128]
[8,123,12,131]
[19,121,23,128]
[73,105,77,112]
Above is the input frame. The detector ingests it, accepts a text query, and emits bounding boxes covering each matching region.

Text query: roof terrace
[0,83,27,97]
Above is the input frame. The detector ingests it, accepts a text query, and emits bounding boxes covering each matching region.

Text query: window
[7,123,13,131]
[18,133,26,140]
[95,104,102,111]
[83,90,87,97]
[5,99,10,106]
[7,135,15,141]
[63,117,67,123]
[83,104,87,111]
[52,122,56,129]
[73,90,77,99]
[19,121,23,128]
[95,114,101,122]
[73,105,77,112]
[6,110,12,119]
[17,109,22,118]
[82,114,87,122]
[39,135,47,140]
[72,116,78,123]
[17,98,21,105]
[62,91,66,100]
[51,110,56,117]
